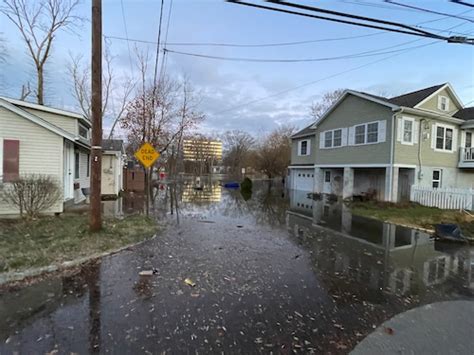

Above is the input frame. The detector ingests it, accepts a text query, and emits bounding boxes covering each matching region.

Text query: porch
[458,147,474,168]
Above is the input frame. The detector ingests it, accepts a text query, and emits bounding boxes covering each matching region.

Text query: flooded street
[1,181,473,354]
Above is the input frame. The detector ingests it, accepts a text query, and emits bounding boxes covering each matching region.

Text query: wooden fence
[410,185,474,210]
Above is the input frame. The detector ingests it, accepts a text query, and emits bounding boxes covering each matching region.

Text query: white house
[101,139,126,196]
[0,97,91,216]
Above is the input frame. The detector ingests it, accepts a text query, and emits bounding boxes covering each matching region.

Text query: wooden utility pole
[90,0,102,232]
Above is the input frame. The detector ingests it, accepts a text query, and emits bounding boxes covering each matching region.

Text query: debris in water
[139,270,153,276]
[184,278,196,287]
[384,327,394,335]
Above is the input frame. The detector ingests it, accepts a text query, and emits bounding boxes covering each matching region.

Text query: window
[438,96,449,111]
[324,131,332,148]
[75,152,80,179]
[298,140,310,156]
[324,171,331,183]
[333,129,342,147]
[403,119,413,144]
[2,139,20,182]
[79,124,89,139]
[355,125,366,144]
[432,169,442,188]
[367,122,378,143]
[465,132,472,148]
[436,126,454,151]
[86,154,90,177]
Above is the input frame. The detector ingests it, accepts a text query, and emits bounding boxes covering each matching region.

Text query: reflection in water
[287,189,474,297]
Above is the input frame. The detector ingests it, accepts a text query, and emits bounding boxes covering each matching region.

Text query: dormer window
[79,124,89,139]
[438,96,450,112]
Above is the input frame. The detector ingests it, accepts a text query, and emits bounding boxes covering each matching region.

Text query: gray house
[289,83,474,203]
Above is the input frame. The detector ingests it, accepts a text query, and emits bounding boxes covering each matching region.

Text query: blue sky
[1,0,473,137]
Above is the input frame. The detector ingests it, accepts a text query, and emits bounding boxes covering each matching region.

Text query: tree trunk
[37,65,44,105]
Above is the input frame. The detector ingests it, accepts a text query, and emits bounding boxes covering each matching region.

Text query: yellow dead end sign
[134,142,160,168]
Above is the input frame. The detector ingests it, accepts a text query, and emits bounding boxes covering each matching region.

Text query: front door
[323,170,332,194]
[63,141,74,200]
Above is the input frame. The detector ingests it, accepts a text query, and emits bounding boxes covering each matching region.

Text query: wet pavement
[0,180,473,354]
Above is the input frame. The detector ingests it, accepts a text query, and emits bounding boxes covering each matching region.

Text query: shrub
[0,174,62,218]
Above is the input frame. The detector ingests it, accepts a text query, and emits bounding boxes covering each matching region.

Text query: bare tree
[67,48,134,135]
[309,88,346,122]
[222,130,255,178]
[1,0,82,104]
[254,125,295,179]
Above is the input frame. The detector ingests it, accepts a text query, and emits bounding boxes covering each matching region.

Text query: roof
[291,124,316,138]
[102,139,124,152]
[453,107,474,121]
[387,83,445,107]
[0,96,91,127]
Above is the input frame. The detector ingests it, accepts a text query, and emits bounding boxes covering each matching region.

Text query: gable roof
[0,96,91,127]
[387,84,445,107]
[453,107,474,121]
[0,98,76,140]
[291,124,316,139]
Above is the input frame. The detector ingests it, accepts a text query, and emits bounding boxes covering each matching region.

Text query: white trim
[0,98,76,141]
[0,137,3,181]
[352,120,382,146]
[437,95,450,112]
[314,163,390,168]
[393,164,417,168]
[313,90,399,129]
[395,107,464,124]
[297,139,311,156]
[432,122,456,153]
[320,128,344,149]
[0,96,91,126]
[400,116,415,145]
[413,83,463,111]
[432,168,442,189]
[288,165,315,169]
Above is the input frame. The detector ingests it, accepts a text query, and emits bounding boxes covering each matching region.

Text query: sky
[0,0,473,138]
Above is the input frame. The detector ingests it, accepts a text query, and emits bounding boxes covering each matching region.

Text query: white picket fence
[410,185,474,210]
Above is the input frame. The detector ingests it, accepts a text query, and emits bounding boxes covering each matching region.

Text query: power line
[164,40,436,63]
[120,0,134,75]
[159,0,174,80]
[451,0,474,9]
[104,32,386,48]
[212,41,439,116]
[385,0,474,23]
[153,0,165,87]
[226,0,473,44]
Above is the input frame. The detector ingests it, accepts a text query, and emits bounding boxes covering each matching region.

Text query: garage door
[291,169,314,191]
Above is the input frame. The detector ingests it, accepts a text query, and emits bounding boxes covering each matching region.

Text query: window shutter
[437,96,442,110]
[341,128,348,146]
[431,124,436,149]
[378,120,386,143]
[413,121,420,144]
[319,132,325,149]
[348,127,355,145]
[452,128,458,151]
[297,141,302,156]
[3,139,20,182]
[0,138,3,180]
[306,139,311,155]
[397,118,403,142]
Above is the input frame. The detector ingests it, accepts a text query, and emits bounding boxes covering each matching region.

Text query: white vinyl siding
[0,107,64,215]
[23,108,78,136]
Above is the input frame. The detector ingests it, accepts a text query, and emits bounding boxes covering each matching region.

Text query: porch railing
[460,147,474,163]
[410,185,474,210]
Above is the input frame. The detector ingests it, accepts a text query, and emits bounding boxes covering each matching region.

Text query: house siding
[416,87,461,114]
[315,95,393,165]
[393,113,460,168]
[74,148,90,203]
[0,107,63,215]
[291,136,316,165]
[23,108,78,136]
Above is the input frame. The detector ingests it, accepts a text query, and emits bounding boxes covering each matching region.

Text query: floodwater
[0,180,473,354]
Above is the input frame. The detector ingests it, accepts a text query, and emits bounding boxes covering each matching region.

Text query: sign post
[134,143,160,216]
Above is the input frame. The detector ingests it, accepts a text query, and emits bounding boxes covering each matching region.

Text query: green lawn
[0,215,157,273]
[350,201,474,236]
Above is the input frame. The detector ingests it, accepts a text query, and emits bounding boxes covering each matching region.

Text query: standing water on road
[1,180,473,354]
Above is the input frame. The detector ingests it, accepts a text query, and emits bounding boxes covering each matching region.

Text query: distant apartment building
[183,139,223,161]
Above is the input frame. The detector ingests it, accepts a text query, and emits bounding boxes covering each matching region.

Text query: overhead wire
[158,0,174,81]
[384,0,474,23]
[120,0,134,75]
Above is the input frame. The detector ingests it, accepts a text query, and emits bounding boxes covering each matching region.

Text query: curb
[0,233,158,286]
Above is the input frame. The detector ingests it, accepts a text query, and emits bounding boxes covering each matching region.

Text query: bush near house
[0,215,157,273]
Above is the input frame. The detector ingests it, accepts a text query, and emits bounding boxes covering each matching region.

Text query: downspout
[389,110,398,202]
[417,118,426,182]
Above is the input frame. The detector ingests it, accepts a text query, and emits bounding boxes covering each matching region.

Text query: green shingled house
[289,83,474,204]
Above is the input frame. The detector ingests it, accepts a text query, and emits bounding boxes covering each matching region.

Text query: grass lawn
[350,201,474,237]
[0,214,157,273]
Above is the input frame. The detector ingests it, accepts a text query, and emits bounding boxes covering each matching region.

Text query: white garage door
[291,169,314,191]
